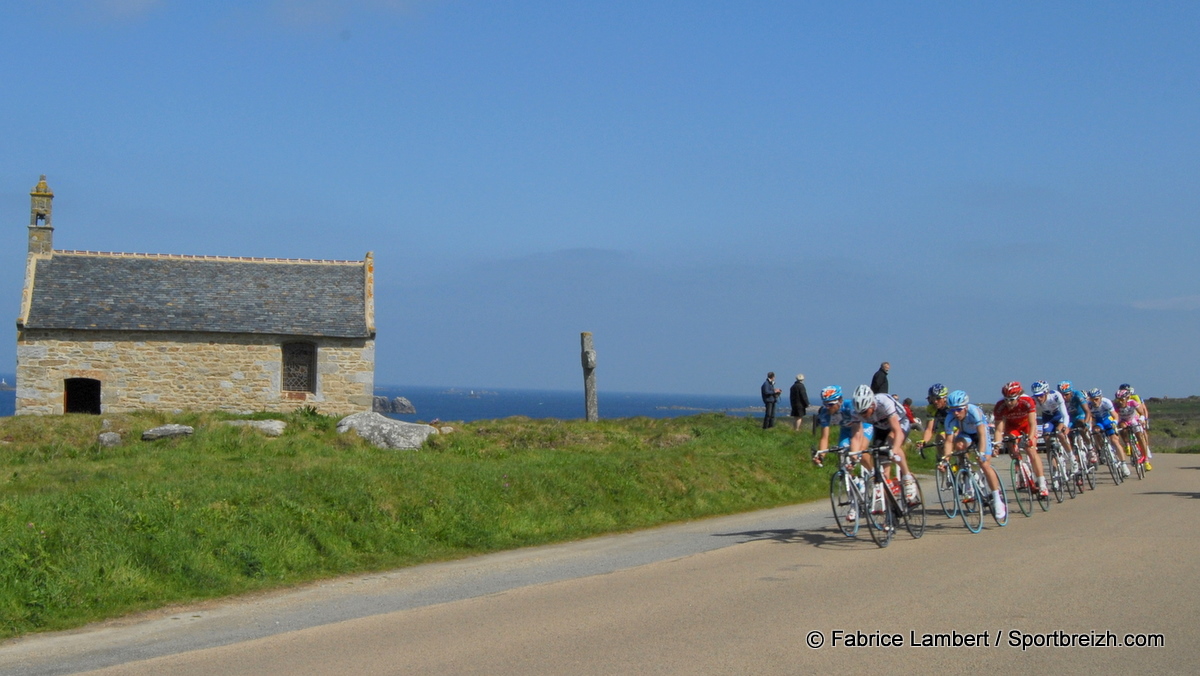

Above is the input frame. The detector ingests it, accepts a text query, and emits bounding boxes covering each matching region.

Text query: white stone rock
[142,424,194,441]
[98,432,122,447]
[336,412,437,450]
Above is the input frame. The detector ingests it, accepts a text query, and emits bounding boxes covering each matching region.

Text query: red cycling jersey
[994,395,1037,434]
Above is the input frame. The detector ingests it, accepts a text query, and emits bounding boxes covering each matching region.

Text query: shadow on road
[1141,490,1200,499]
[711,512,990,550]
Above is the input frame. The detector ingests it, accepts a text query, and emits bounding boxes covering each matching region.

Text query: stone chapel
[15,176,376,415]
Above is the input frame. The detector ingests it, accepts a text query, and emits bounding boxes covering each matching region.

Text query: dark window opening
[282,343,316,393]
[65,378,102,414]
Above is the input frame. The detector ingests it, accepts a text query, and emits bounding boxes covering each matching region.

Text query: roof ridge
[53,250,362,265]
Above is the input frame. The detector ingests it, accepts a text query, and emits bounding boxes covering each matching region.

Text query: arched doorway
[64,378,102,414]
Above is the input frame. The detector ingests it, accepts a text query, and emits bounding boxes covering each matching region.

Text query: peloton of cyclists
[849,385,920,504]
[993,381,1049,497]
[940,390,1006,520]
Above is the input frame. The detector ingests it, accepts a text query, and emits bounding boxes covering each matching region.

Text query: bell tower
[28,175,54,257]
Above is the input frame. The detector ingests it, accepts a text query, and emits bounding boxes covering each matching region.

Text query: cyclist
[920,383,950,448]
[1058,380,1094,462]
[1087,388,1131,477]
[814,385,872,459]
[813,385,870,522]
[849,385,919,504]
[1115,387,1150,471]
[940,390,1005,520]
[1120,383,1153,468]
[1030,379,1076,460]
[993,381,1048,497]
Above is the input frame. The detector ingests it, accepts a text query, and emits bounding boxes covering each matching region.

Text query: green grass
[1,410,934,639]
[1146,397,1200,453]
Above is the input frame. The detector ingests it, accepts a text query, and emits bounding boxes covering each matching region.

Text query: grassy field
[0,409,942,639]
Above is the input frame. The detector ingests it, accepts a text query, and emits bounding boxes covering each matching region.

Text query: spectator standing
[761,372,781,429]
[790,374,810,431]
[871,362,890,394]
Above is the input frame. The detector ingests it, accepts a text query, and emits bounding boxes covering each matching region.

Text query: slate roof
[22,252,372,338]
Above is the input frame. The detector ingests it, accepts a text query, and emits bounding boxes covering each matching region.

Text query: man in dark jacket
[790,374,810,431]
[761,372,781,429]
[871,362,890,395]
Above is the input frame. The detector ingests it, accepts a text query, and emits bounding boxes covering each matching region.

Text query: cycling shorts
[1001,419,1031,438]
[1094,416,1117,437]
[1040,411,1065,430]
[956,432,992,457]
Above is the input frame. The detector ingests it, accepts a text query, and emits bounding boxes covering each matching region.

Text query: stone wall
[15,329,374,416]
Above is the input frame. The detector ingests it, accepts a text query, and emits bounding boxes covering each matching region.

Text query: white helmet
[852,385,875,413]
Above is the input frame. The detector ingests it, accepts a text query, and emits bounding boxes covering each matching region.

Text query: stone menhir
[14,176,378,416]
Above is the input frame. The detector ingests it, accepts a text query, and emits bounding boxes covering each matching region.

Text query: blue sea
[0,379,762,422]
[375,385,762,423]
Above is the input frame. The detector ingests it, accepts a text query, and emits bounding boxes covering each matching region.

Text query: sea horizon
[0,378,763,421]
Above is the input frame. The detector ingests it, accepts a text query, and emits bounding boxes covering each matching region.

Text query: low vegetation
[1146,396,1200,452]
[0,410,928,639]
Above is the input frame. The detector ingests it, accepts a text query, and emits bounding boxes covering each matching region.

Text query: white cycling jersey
[853,393,911,433]
[1036,390,1069,419]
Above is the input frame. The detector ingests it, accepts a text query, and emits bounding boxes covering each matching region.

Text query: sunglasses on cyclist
[949,406,967,413]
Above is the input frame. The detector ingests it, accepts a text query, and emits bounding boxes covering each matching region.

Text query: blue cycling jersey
[1064,389,1089,419]
[946,403,991,449]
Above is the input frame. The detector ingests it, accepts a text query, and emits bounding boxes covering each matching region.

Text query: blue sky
[3,1,1198,399]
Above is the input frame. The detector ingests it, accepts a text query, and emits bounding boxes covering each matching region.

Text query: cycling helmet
[1030,380,1050,396]
[1118,383,1131,391]
[928,383,949,399]
[947,390,969,408]
[1057,380,1072,393]
[1001,381,1023,399]
[852,385,875,413]
[820,385,843,404]
[1088,388,1103,399]
[1115,387,1131,400]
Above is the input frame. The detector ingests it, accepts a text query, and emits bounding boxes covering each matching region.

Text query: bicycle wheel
[903,477,926,539]
[1073,445,1091,492]
[864,478,894,548]
[1129,432,1146,480]
[957,469,983,533]
[991,474,1009,527]
[1064,451,1078,499]
[936,462,958,519]
[829,470,859,537]
[1082,447,1097,490]
[1049,446,1066,503]
[1103,440,1123,485]
[1009,456,1033,516]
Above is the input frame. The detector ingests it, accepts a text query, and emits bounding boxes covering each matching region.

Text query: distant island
[0,378,14,391]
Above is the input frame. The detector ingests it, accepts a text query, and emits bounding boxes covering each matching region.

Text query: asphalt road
[3,454,1197,675]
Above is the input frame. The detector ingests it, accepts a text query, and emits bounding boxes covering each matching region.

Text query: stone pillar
[581,332,598,422]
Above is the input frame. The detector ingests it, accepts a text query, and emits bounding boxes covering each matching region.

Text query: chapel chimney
[28,175,54,257]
